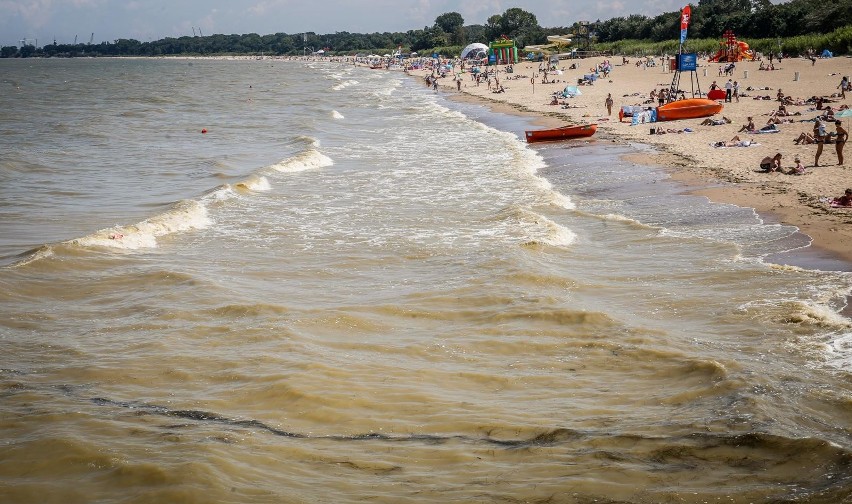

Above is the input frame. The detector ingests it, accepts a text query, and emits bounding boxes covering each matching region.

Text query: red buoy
[201,128,208,134]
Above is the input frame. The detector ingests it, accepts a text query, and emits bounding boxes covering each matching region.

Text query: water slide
[709,41,755,62]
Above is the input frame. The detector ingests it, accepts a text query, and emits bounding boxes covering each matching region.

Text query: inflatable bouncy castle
[708,30,755,62]
[489,36,518,65]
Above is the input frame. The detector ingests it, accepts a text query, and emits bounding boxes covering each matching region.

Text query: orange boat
[656,98,723,122]
[525,123,597,143]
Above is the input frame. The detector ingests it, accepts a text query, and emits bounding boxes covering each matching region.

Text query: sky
[2,0,707,48]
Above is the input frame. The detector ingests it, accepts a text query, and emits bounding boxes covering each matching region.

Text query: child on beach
[787,156,806,175]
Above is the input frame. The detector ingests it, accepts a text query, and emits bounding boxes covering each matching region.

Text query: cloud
[1,0,54,29]
[247,0,277,16]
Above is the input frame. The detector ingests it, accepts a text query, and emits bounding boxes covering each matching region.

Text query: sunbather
[738,117,756,132]
[794,132,816,144]
[700,116,732,126]
[832,189,852,207]
[713,135,752,147]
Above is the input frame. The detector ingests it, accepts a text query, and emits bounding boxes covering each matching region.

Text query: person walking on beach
[733,81,739,102]
[835,120,848,165]
[605,93,614,116]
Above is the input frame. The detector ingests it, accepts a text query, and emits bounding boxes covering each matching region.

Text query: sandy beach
[408,55,852,266]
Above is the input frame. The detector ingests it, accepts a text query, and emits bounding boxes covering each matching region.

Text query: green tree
[500,7,539,36]
[464,24,488,44]
[435,12,464,36]
[486,14,503,41]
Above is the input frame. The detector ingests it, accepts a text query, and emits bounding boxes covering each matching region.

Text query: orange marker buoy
[201,128,208,134]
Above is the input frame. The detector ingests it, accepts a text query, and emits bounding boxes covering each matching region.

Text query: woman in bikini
[835,120,848,165]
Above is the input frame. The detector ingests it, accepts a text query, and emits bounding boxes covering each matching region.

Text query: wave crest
[269,148,334,173]
[71,199,212,250]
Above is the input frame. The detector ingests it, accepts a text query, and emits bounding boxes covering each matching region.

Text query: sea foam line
[70,199,212,251]
[268,148,334,173]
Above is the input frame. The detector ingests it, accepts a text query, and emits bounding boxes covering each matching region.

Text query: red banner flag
[680,5,691,44]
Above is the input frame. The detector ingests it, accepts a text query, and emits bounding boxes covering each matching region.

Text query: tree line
[2,0,850,59]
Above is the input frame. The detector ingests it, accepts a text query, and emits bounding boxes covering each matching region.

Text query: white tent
[460,43,489,60]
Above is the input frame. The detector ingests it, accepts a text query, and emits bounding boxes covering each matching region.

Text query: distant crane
[192,27,196,37]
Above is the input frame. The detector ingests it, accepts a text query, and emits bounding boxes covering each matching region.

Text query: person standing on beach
[724,79,733,102]
[835,120,848,165]
[733,81,739,102]
[605,93,614,116]
[814,118,826,166]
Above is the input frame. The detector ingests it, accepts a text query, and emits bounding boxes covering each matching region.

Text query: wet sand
[408,56,852,268]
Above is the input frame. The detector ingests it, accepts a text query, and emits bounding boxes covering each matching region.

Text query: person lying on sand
[713,135,752,147]
[700,117,732,126]
[794,131,816,144]
[832,189,852,207]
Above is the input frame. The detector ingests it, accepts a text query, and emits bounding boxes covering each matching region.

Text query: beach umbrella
[835,108,852,129]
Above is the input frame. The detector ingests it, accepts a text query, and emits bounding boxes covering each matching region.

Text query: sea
[1,57,851,504]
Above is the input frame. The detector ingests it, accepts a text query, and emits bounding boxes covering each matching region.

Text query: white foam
[332,80,359,91]
[270,149,334,173]
[332,110,344,119]
[538,214,577,247]
[510,207,577,248]
[71,200,212,250]
[825,332,852,370]
[790,300,852,329]
[235,175,272,192]
[550,192,576,210]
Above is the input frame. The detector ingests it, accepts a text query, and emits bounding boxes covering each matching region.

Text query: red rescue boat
[525,123,597,143]
[656,98,723,121]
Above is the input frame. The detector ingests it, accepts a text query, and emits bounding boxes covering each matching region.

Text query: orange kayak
[525,124,597,143]
[656,98,723,121]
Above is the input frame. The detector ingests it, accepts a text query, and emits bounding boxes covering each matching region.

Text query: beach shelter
[561,86,581,98]
[836,108,852,128]
[461,43,489,60]
[821,49,833,58]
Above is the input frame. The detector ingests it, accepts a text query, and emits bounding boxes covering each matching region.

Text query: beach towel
[749,128,780,134]
[710,141,759,148]
[631,109,657,125]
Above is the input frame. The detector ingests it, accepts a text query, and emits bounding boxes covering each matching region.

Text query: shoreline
[405,56,852,270]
